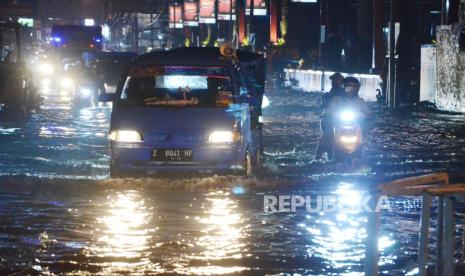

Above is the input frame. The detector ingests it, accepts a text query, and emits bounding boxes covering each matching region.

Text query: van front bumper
[110,143,246,175]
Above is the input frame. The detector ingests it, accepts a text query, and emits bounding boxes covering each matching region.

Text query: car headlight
[109,130,142,143]
[41,78,51,86]
[80,88,92,97]
[340,111,356,122]
[60,78,74,89]
[208,131,241,143]
[39,63,54,75]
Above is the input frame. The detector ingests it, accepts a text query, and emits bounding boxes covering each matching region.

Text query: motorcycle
[73,79,99,107]
[56,70,99,108]
[332,109,364,162]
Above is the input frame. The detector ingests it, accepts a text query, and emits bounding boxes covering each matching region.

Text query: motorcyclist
[326,76,370,118]
[315,76,369,161]
[64,60,101,106]
[322,72,345,109]
[315,72,345,160]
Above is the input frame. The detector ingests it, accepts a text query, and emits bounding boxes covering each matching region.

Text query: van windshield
[118,66,234,107]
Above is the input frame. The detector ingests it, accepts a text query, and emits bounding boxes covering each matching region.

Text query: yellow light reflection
[40,83,50,95]
[308,183,366,269]
[87,190,156,272]
[79,109,94,120]
[186,266,247,275]
[307,183,396,270]
[179,191,247,275]
[60,96,71,102]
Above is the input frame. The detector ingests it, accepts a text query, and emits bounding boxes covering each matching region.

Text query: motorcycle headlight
[340,135,359,144]
[208,131,241,143]
[60,78,74,89]
[340,111,356,122]
[39,63,54,75]
[109,130,142,143]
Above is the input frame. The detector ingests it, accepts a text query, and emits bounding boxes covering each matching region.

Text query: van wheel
[255,153,261,169]
[110,163,121,178]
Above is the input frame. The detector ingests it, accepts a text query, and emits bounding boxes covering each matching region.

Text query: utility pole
[441,0,448,25]
[372,0,384,71]
[319,0,323,66]
[229,0,233,43]
[357,0,371,71]
[387,0,396,108]
[319,0,326,92]
[133,13,139,52]
[442,0,460,25]
[150,13,154,49]
[249,0,254,35]
[174,2,179,48]
[215,0,219,44]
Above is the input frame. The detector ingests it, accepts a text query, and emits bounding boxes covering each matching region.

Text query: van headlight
[208,131,241,143]
[109,130,142,143]
[39,63,54,75]
[60,77,74,89]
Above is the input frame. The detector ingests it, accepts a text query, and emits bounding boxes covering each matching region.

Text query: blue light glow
[232,186,246,195]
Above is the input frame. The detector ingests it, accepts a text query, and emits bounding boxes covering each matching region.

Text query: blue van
[109,47,265,177]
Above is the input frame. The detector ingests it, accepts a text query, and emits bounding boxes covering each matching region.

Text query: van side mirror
[99,93,115,102]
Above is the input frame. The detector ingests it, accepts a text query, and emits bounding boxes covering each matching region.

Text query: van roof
[130,47,263,67]
[95,51,138,61]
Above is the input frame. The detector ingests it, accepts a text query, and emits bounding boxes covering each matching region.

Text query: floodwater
[1,89,465,275]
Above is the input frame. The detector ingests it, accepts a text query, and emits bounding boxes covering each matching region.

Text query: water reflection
[304,182,396,271]
[39,126,76,138]
[86,190,156,272]
[180,191,247,275]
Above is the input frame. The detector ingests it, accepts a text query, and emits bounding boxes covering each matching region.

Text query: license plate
[151,149,193,162]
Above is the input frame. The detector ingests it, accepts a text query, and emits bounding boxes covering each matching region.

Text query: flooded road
[0,97,110,179]
[1,89,465,274]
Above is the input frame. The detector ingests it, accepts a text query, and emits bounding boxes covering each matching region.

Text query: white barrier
[284,69,381,102]
[435,27,465,112]
[420,45,437,103]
